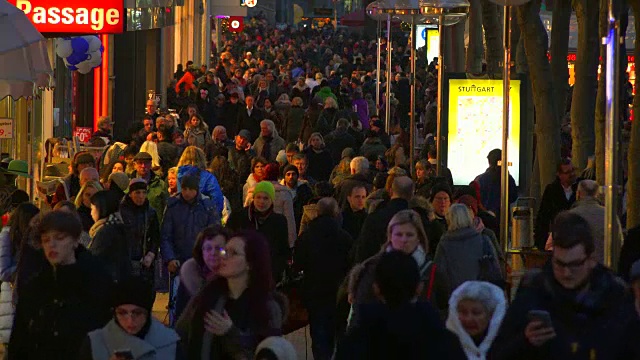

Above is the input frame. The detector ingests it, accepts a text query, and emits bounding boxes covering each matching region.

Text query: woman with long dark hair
[0,203,39,348]
[176,230,285,359]
[88,190,130,283]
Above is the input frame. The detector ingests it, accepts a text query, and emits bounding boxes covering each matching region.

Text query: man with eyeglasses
[534,158,577,249]
[490,212,640,359]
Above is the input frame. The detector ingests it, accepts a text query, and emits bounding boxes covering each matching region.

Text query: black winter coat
[534,178,577,249]
[489,264,640,360]
[304,147,333,182]
[341,207,367,246]
[619,225,640,281]
[120,197,160,259]
[9,248,112,360]
[325,128,357,164]
[237,107,264,142]
[335,302,465,360]
[226,207,290,284]
[294,216,352,306]
[89,217,131,283]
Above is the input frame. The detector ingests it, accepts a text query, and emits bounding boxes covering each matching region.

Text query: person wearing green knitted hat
[253,181,275,204]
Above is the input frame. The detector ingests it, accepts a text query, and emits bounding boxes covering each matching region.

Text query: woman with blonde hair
[434,204,501,302]
[167,167,179,196]
[303,132,333,181]
[176,146,224,214]
[347,209,445,324]
[75,180,103,232]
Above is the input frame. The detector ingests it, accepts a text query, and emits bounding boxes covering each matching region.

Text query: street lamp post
[420,0,470,176]
[604,0,621,269]
[376,0,421,135]
[488,0,531,257]
[366,1,387,116]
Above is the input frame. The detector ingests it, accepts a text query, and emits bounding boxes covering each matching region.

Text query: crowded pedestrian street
[1,0,640,358]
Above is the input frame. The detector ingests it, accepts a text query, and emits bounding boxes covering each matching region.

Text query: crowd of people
[0,16,640,360]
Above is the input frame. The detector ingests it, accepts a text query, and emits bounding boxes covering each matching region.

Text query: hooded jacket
[177,165,224,215]
[160,193,220,264]
[446,281,506,360]
[80,318,179,360]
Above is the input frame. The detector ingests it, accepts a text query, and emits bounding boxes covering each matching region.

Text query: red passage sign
[8,0,124,34]
[228,16,244,33]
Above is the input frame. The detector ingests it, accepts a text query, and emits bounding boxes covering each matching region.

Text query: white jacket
[446,281,506,360]
[0,227,15,343]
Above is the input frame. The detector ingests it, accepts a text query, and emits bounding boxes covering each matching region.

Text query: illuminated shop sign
[9,0,124,33]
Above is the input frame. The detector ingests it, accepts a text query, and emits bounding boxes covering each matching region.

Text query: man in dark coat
[222,92,242,136]
[354,176,414,263]
[227,129,256,184]
[281,164,313,232]
[490,212,640,360]
[325,118,357,164]
[295,197,353,360]
[336,156,373,208]
[534,158,577,249]
[237,95,264,141]
[342,183,368,243]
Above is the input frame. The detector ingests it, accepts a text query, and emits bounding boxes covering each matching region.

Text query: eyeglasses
[552,256,588,271]
[221,248,245,258]
[115,308,147,319]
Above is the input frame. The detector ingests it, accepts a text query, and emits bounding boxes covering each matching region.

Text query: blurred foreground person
[336,251,464,359]
[9,211,112,359]
[78,277,180,360]
[177,231,286,359]
[490,212,640,359]
[446,281,506,360]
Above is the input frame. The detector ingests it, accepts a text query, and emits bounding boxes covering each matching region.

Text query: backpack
[478,237,506,287]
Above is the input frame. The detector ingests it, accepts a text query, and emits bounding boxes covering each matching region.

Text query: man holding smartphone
[489,211,640,359]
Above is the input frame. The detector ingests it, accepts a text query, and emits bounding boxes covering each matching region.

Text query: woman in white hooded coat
[446,281,506,360]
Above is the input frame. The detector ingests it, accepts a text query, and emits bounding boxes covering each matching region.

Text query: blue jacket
[160,193,220,264]
[177,165,224,215]
[474,167,517,216]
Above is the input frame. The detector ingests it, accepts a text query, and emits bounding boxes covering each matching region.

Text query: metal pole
[376,20,381,114]
[334,0,338,28]
[385,14,392,132]
[410,15,416,173]
[436,14,445,176]
[604,0,620,269]
[500,5,511,254]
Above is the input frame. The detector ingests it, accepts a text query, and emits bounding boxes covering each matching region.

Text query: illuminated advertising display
[447,79,521,186]
[8,0,124,33]
[415,25,439,61]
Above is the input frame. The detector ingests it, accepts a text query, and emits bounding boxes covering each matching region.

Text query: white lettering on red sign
[11,0,123,33]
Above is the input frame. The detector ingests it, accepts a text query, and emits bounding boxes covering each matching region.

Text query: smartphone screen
[528,310,552,328]
[114,350,134,360]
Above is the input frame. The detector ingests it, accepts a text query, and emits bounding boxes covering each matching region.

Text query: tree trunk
[550,0,571,120]
[571,0,600,172]
[466,0,484,73]
[628,2,640,229]
[482,0,503,76]
[517,0,561,193]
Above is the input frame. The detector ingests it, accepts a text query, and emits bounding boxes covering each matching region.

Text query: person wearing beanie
[161,174,220,278]
[119,179,160,290]
[78,277,180,359]
[255,337,297,360]
[107,171,129,200]
[430,182,452,229]
[280,164,313,232]
[227,181,290,284]
[51,151,96,207]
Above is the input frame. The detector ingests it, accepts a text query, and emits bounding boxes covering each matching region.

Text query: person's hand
[525,321,556,347]
[204,310,233,335]
[168,260,181,273]
[142,252,155,268]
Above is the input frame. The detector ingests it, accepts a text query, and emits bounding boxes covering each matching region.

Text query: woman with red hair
[176,230,286,359]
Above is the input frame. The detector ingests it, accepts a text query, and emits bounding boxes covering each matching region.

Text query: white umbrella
[0,0,52,100]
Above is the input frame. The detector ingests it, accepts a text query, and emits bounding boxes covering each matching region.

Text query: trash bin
[511,197,535,249]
